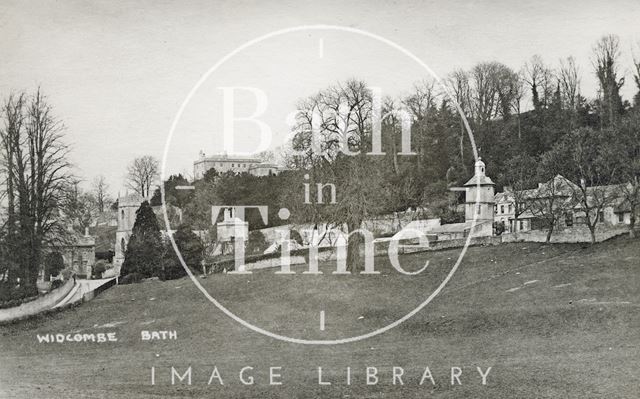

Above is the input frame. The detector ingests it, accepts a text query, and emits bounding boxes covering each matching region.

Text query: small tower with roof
[463,158,495,235]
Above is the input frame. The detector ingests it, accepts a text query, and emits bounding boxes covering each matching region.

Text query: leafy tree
[162,224,203,280]
[121,201,163,278]
[150,174,193,208]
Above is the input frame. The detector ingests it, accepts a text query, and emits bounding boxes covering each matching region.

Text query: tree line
[155,34,640,269]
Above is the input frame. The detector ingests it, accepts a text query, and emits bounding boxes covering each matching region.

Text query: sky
[1,0,639,197]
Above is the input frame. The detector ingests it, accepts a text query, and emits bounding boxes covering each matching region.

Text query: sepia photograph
[0,1,639,398]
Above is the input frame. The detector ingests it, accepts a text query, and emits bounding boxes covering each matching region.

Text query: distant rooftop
[195,150,261,163]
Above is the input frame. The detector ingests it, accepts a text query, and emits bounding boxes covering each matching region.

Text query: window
[598,211,604,222]
[565,212,573,227]
[519,220,524,230]
[618,213,624,223]
[232,163,235,167]
[500,205,505,214]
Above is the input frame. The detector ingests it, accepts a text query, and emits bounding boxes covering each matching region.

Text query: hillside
[1,237,639,398]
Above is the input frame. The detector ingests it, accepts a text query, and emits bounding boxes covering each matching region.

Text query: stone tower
[463,158,495,236]
[113,192,144,271]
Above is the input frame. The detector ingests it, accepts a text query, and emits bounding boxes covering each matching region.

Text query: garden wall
[501,225,629,243]
[0,278,74,323]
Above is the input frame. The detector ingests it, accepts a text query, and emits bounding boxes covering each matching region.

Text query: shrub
[51,280,64,290]
[121,201,163,278]
[45,252,65,281]
[119,272,144,285]
[246,230,268,254]
[93,260,109,278]
[160,224,204,280]
[290,229,304,245]
[0,284,39,309]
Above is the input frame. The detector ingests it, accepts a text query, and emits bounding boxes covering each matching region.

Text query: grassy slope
[1,237,639,398]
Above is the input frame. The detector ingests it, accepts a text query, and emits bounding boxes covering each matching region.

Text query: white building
[493,175,636,233]
[248,162,280,177]
[193,151,280,179]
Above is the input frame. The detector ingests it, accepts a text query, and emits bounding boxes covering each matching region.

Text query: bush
[93,260,109,278]
[119,272,144,285]
[45,252,65,281]
[0,284,39,309]
[246,230,268,254]
[51,280,64,290]
[290,229,304,245]
[160,224,204,280]
[160,249,189,281]
[121,201,163,278]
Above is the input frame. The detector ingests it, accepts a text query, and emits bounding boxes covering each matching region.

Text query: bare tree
[562,127,622,243]
[512,70,526,139]
[403,79,438,162]
[592,34,625,127]
[529,175,576,243]
[469,62,501,124]
[559,56,581,116]
[61,179,98,233]
[126,155,158,198]
[523,55,555,111]
[448,69,472,165]
[632,41,640,108]
[0,89,72,293]
[92,175,111,213]
[619,113,640,237]
[287,79,384,272]
[499,154,537,237]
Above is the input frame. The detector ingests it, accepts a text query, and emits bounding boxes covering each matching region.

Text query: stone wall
[0,278,75,323]
[501,225,630,243]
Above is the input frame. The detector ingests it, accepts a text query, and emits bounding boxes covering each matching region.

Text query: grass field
[1,237,639,398]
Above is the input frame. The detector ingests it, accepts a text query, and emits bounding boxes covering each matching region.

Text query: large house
[193,151,281,179]
[493,175,635,233]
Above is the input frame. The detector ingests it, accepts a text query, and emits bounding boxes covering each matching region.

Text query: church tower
[463,158,495,236]
[113,192,144,271]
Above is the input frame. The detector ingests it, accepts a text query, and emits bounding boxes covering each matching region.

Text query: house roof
[463,175,495,186]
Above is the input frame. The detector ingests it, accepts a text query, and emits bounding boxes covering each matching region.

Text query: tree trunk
[346,220,362,273]
[546,223,554,243]
[629,209,636,238]
[588,224,597,244]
